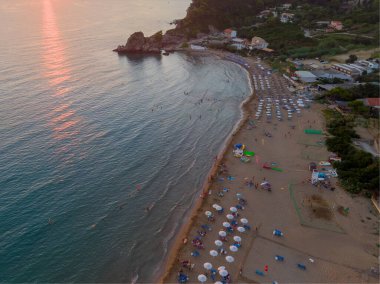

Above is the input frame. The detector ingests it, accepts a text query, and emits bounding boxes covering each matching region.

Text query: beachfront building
[357,60,379,70]
[331,63,363,77]
[224,28,237,39]
[250,37,269,50]
[231,38,246,50]
[283,3,292,9]
[294,71,317,83]
[329,21,343,31]
[257,10,271,19]
[280,12,295,23]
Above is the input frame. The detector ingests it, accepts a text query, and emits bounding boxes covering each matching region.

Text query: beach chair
[297,263,306,270]
[178,274,188,283]
[275,255,284,261]
[191,250,200,257]
[201,224,211,231]
[255,270,264,276]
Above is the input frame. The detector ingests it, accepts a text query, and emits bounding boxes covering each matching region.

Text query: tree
[345,54,358,63]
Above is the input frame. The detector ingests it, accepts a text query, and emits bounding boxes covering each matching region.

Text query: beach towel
[227,176,235,181]
[243,150,255,157]
[271,167,283,172]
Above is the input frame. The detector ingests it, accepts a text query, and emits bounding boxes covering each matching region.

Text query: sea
[0,0,252,282]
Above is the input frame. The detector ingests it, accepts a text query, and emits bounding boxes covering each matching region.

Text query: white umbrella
[205,211,212,217]
[229,245,238,252]
[226,256,235,263]
[237,226,245,233]
[218,231,226,237]
[240,218,248,224]
[215,205,222,211]
[214,282,223,284]
[233,236,242,242]
[230,207,237,213]
[222,222,231,228]
[226,214,234,220]
[203,262,212,270]
[214,240,223,246]
[212,204,219,209]
[210,250,218,257]
[198,274,207,283]
[219,270,228,277]
[217,266,226,271]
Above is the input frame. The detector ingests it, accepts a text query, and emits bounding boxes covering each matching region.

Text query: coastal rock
[113,31,163,54]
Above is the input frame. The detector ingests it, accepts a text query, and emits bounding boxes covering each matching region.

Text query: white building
[224,28,237,38]
[280,13,295,23]
[231,38,246,50]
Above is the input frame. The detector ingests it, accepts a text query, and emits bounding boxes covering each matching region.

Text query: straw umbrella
[219,270,228,277]
[203,262,212,270]
[222,222,231,228]
[237,226,245,233]
[240,218,248,224]
[233,236,242,242]
[229,245,238,252]
[226,214,234,220]
[210,250,218,257]
[226,256,235,263]
[215,240,223,247]
[198,274,207,283]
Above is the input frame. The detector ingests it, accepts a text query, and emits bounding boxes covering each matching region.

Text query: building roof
[224,28,235,34]
[295,71,317,83]
[251,36,267,44]
[365,98,380,107]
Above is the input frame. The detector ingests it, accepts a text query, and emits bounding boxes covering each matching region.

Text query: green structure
[304,129,323,135]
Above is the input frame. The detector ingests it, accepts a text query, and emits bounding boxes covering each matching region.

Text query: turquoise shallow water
[0,0,251,282]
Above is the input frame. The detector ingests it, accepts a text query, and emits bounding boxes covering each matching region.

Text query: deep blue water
[0,0,251,282]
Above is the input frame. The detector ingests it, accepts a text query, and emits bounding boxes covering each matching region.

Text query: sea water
[0,0,251,282]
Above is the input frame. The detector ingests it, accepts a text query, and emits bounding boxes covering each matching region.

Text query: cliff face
[113,31,163,53]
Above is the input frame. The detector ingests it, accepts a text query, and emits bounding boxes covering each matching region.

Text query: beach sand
[161,54,379,283]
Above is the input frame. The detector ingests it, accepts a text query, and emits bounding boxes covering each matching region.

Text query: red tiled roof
[367,98,380,107]
[224,28,233,33]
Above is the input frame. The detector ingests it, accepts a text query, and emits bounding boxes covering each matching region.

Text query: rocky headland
[113,29,185,54]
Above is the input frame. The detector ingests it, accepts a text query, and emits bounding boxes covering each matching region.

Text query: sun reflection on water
[41,0,82,159]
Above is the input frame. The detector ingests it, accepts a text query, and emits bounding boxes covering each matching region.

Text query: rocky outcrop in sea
[113,29,185,54]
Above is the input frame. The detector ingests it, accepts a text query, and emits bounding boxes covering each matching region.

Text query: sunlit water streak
[0,0,251,282]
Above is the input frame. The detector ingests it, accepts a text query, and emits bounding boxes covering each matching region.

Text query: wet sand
[160,53,379,283]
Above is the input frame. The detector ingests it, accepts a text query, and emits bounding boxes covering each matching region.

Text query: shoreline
[159,49,256,283]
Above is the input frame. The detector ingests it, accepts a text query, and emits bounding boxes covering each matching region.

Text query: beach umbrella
[215,205,223,211]
[229,245,238,252]
[210,250,218,257]
[212,204,219,209]
[222,222,231,228]
[203,262,212,270]
[198,274,207,283]
[214,282,223,284]
[219,270,228,277]
[226,256,235,263]
[218,231,227,237]
[215,240,223,246]
[237,226,245,233]
[230,207,237,213]
[233,236,242,242]
[226,214,234,220]
[240,218,248,224]
[205,211,212,217]
[217,266,226,271]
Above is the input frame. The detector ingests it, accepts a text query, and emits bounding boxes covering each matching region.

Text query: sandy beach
[160,52,379,284]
